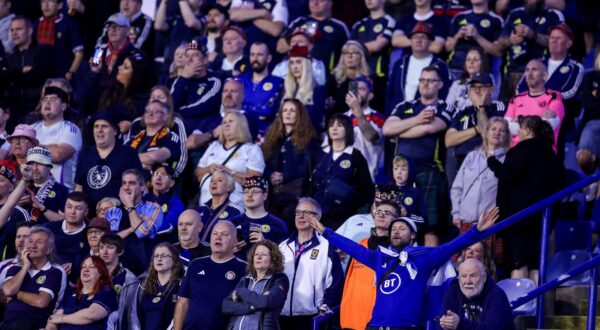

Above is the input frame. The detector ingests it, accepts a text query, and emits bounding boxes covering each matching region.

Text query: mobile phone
[236,227,244,242]
[348,81,358,95]
[91,47,104,66]
[249,223,261,232]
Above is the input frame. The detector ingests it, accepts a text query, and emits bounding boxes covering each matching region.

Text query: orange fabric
[340,238,377,330]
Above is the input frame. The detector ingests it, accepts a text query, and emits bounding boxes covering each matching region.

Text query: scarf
[30,176,56,222]
[129,127,169,151]
[37,14,60,46]
[105,40,130,74]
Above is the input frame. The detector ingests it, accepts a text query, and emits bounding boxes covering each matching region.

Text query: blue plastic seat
[497,278,537,315]
[546,250,592,286]
[555,220,593,252]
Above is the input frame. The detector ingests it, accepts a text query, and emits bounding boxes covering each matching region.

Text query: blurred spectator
[240,42,284,140]
[64,0,120,57]
[154,0,204,79]
[118,242,183,329]
[343,76,385,181]
[231,176,288,259]
[444,0,503,78]
[504,59,564,151]
[42,191,89,284]
[4,16,55,122]
[127,100,182,175]
[391,0,447,54]
[0,0,14,54]
[326,40,370,118]
[456,241,498,279]
[142,162,184,243]
[273,28,326,86]
[1,226,66,330]
[74,112,143,208]
[3,124,38,178]
[210,26,248,78]
[31,86,82,190]
[310,113,374,230]
[282,45,325,130]
[95,197,121,218]
[0,222,31,283]
[0,101,12,160]
[262,99,318,225]
[339,199,398,330]
[174,220,246,330]
[229,0,288,58]
[577,53,600,183]
[279,198,343,330]
[46,256,118,330]
[36,0,83,79]
[22,146,68,223]
[278,0,349,73]
[386,22,451,115]
[351,0,395,111]
[195,111,265,208]
[497,0,564,101]
[439,258,514,330]
[445,73,505,182]
[165,43,187,86]
[488,115,564,282]
[204,4,229,63]
[85,217,109,256]
[222,240,290,330]
[445,48,493,113]
[196,169,244,242]
[171,39,223,134]
[451,118,510,234]
[391,156,426,225]
[174,210,211,268]
[383,66,453,246]
[0,168,30,265]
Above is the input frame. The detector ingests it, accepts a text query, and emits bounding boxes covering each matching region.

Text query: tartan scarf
[105,40,130,74]
[37,14,60,46]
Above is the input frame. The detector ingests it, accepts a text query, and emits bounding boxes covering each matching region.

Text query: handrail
[311,305,340,330]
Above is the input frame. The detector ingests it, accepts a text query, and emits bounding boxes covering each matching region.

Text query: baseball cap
[90,111,119,132]
[222,26,247,43]
[26,146,53,167]
[469,72,493,86]
[206,3,229,20]
[7,124,39,146]
[105,13,130,28]
[408,21,434,41]
[43,86,69,104]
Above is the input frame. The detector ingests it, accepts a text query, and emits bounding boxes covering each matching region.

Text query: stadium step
[518,315,600,329]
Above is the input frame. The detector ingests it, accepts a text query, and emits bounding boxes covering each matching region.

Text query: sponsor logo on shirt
[310,249,320,260]
[379,273,401,294]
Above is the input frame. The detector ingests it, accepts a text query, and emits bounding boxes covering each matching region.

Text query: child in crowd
[391,155,426,227]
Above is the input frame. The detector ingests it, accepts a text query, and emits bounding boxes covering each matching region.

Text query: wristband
[40,206,47,213]
[125,206,135,213]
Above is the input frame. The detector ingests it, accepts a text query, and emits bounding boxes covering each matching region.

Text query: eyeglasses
[470,85,491,91]
[342,51,361,56]
[152,172,170,178]
[87,229,105,236]
[153,254,173,260]
[295,209,319,218]
[374,209,396,218]
[243,190,264,196]
[144,110,166,116]
[418,78,440,84]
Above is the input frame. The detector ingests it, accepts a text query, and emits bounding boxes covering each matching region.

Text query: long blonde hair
[284,57,314,105]
[218,111,252,144]
[333,41,370,85]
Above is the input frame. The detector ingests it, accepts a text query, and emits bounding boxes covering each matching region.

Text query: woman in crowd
[262,99,319,224]
[446,47,491,112]
[165,44,187,87]
[86,217,110,256]
[127,100,182,173]
[327,40,371,117]
[488,115,565,282]
[283,45,326,130]
[309,113,374,230]
[118,243,183,330]
[95,197,121,218]
[456,241,497,279]
[222,240,289,330]
[195,111,265,208]
[46,256,118,330]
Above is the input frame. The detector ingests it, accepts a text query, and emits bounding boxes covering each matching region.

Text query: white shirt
[197,141,265,207]
[405,54,433,101]
[548,58,563,78]
[32,120,82,190]
[344,107,384,180]
[231,0,288,25]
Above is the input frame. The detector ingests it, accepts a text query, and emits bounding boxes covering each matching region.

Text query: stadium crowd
[0,0,597,328]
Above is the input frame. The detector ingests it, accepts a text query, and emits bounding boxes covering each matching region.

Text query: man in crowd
[392,0,447,54]
[344,75,385,181]
[1,226,66,329]
[97,0,154,57]
[32,86,82,190]
[210,26,248,77]
[43,191,88,284]
[231,176,288,259]
[89,13,139,79]
[279,197,343,330]
[0,222,31,283]
[98,233,137,300]
[204,4,229,62]
[278,0,349,72]
[439,258,514,330]
[85,217,109,256]
[174,209,211,269]
[23,146,68,223]
[386,22,451,114]
[240,41,284,140]
[74,112,143,209]
[383,66,453,246]
[0,166,30,260]
[174,220,246,330]
[171,38,223,134]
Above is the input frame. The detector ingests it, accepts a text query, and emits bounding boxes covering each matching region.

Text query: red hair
[76,256,113,299]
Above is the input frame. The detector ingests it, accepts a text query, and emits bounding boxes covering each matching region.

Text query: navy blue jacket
[516,55,583,100]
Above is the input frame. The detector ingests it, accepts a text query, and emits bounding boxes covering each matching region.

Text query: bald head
[458,258,487,298]
[222,79,244,110]
[178,210,203,246]
[525,59,548,90]
[211,220,237,259]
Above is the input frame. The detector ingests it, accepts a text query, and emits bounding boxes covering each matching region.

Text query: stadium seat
[555,220,593,252]
[497,278,537,315]
[591,198,600,232]
[546,250,592,286]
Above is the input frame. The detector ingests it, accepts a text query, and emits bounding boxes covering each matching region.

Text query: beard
[207,22,219,33]
[252,61,267,73]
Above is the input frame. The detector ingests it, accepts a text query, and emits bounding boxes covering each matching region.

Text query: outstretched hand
[477,206,499,232]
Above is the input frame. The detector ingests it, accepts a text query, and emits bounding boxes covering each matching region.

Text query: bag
[324,177,355,204]
[273,178,304,197]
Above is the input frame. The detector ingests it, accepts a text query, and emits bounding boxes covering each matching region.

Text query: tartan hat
[0,165,15,185]
[243,176,268,192]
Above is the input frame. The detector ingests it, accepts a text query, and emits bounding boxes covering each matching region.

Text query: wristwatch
[125,206,136,213]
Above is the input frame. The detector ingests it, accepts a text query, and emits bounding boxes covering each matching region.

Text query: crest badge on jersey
[219,211,229,219]
[340,160,351,169]
[480,19,490,28]
[323,25,334,33]
[404,197,413,206]
[87,165,112,190]
[48,191,56,198]
[261,224,271,233]
[373,23,383,33]
[263,82,273,91]
[197,85,206,95]
[310,249,319,259]
[560,66,570,74]
[36,275,46,285]
[225,271,237,280]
